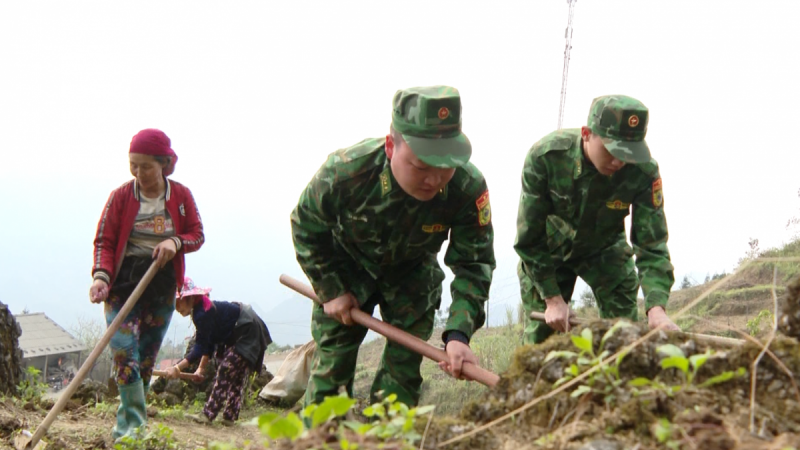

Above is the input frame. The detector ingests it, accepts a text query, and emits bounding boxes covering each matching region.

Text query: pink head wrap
[129,128,178,176]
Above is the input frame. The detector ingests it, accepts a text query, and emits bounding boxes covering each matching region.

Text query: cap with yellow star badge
[587,94,651,164]
[391,85,471,169]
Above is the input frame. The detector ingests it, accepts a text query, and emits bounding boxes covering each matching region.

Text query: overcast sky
[1,1,798,346]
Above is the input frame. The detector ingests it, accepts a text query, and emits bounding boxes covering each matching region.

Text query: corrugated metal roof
[15,313,86,358]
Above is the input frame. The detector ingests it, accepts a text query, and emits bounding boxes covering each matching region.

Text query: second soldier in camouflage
[514,95,680,344]
[291,86,496,408]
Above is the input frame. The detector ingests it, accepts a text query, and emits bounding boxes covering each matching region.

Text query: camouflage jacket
[291,137,496,339]
[514,128,674,311]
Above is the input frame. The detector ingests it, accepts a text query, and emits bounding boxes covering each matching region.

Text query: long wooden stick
[152,369,199,381]
[22,261,160,450]
[528,311,744,347]
[279,274,500,388]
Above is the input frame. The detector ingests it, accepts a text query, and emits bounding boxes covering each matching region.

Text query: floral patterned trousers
[204,345,251,422]
[104,257,176,387]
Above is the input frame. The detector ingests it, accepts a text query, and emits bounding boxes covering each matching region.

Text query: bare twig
[547,400,560,431]
[419,405,436,450]
[750,266,780,434]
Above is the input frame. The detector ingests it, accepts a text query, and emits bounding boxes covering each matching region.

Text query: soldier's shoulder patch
[476,190,491,226]
[652,178,663,208]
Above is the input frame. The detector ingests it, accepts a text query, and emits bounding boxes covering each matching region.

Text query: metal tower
[557,0,577,130]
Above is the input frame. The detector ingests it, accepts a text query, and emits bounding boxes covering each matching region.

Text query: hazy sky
[1,1,798,346]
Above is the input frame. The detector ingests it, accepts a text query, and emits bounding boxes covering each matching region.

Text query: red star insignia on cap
[438,107,450,120]
[628,115,640,127]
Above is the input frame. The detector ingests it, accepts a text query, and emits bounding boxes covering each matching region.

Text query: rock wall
[0,301,23,395]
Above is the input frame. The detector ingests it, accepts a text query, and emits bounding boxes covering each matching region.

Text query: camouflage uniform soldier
[291,86,496,408]
[515,95,680,344]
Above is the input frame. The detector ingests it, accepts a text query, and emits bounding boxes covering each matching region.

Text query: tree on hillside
[69,315,112,380]
[787,187,800,239]
[579,287,596,309]
[738,237,762,266]
[434,308,449,328]
[680,275,695,290]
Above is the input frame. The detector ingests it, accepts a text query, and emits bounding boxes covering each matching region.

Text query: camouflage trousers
[518,242,639,345]
[304,281,440,409]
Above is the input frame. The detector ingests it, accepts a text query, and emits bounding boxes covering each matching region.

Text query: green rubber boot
[112,379,147,441]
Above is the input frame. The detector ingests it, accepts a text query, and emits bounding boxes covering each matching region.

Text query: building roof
[15,313,86,358]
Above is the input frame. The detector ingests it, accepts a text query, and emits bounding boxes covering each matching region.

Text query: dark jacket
[186,300,272,372]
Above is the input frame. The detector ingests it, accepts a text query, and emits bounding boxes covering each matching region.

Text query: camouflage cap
[587,95,651,164]
[391,85,471,168]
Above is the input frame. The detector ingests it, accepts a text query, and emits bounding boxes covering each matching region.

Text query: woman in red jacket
[88,128,204,441]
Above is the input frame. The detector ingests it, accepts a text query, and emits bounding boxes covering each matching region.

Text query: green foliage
[545,321,634,403]
[91,400,117,419]
[652,418,681,449]
[16,366,49,403]
[247,392,434,448]
[629,344,747,397]
[746,309,775,336]
[113,424,178,450]
[155,404,186,420]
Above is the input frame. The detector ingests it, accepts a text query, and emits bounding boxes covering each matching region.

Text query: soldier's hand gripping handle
[323,293,359,325]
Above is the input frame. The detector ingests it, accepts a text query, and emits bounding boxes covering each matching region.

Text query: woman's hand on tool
[152,239,178,269]
[323,293,359,325]
[544,295,571,333]
[89,279,109,304]
[165,365,181,379]
[191,367,205,382]
[439,340,478,380]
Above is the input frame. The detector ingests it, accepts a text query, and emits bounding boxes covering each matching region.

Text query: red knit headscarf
[129,128,178,176]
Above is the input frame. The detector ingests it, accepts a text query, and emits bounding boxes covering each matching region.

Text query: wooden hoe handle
[279,274,500,388]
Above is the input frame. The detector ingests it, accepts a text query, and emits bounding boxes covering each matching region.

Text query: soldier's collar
[572,135,596,179]
[379,160,448,199]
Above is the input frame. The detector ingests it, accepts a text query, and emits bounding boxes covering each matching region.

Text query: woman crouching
[165,277,272,425]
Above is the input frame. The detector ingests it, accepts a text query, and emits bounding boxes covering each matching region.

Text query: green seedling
[629,344,746,396]
[545,320,634,403]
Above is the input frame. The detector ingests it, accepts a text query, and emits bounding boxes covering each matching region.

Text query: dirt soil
[0,398,266,450]
[460,318,800,450]
[5,316,800,449]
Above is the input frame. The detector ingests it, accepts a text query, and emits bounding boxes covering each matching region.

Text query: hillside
[351,238,800,414]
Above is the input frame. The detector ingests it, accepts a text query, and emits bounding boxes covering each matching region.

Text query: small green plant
[243,372,261,409]
[629,344,746,396]
[113,424,178,450]
[249,392,434,448]
[92,400,117,419]
[652,418,682,450]
[16,367,49,403]
[155,404,186,420]
[546,320,634,404]
[746,309,774,336]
